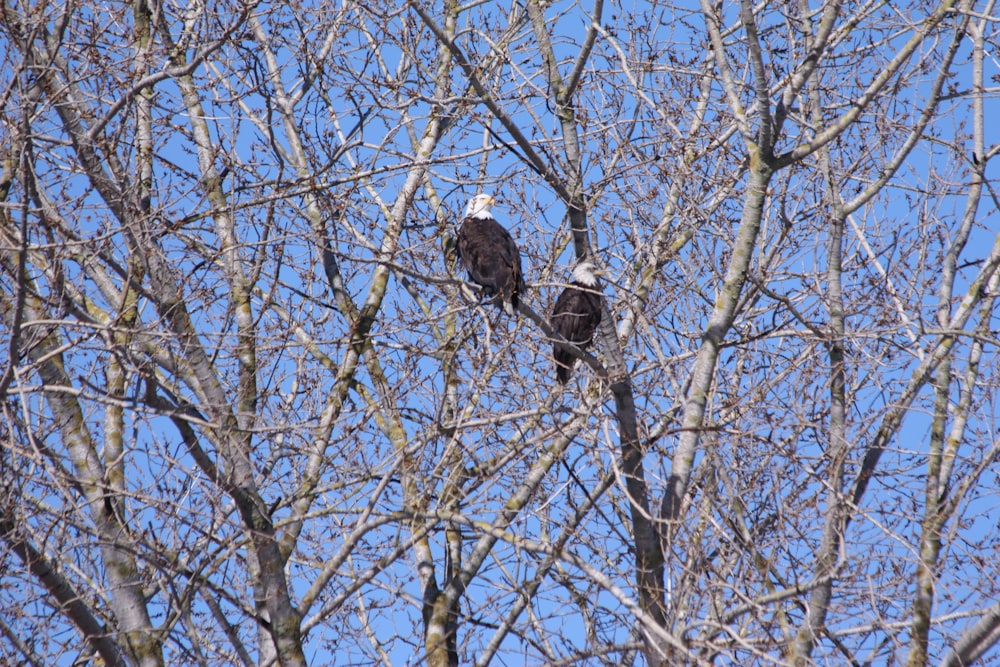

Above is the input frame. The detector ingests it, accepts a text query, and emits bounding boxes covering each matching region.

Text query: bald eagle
[456,194,524,316]
[551,261,603,384]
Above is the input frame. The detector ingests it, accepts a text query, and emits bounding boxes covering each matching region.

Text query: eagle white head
[465,193,495,219]
[573,261,601,287]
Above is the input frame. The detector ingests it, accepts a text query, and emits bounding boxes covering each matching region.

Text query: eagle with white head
[550,261,603,383]
[456,194,524,316]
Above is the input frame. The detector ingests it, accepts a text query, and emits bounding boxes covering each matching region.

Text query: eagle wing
[457,216,523,312]
[551,285,603,383]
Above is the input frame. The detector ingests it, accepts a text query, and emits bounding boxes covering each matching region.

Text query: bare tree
[1,0,999,665]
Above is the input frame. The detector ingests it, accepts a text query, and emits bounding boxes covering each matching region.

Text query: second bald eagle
[551,261,603,383]
[457,194,524,316]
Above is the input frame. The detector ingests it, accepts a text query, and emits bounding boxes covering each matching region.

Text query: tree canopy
[1,0,999,665]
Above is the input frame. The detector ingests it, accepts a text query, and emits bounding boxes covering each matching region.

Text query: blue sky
[2,0,1000,665]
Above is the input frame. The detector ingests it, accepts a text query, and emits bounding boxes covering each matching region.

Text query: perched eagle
[551,261,603,384]
[456,194,524,316]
